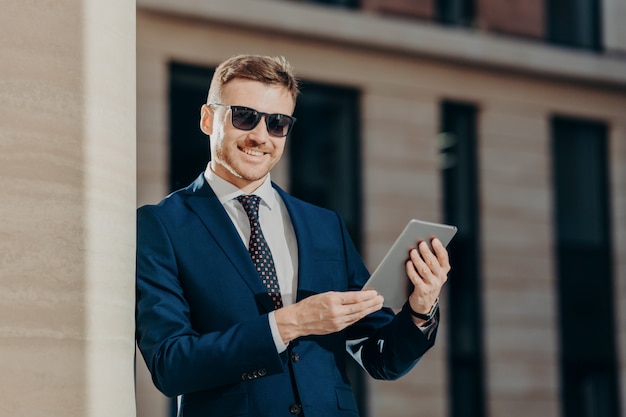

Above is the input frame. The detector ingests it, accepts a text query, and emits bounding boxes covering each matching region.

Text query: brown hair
[207,55,300,104]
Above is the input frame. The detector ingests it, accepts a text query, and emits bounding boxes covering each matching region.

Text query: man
[136,54,451,417]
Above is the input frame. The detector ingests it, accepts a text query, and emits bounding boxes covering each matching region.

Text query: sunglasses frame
[209,103,296,137]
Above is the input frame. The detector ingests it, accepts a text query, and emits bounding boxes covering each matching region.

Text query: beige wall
[136,6,626,417]
[1,1,136,416]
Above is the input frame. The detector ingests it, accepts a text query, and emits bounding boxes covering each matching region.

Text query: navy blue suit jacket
[136,174,437,417]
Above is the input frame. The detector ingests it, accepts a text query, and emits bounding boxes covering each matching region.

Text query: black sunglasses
[210,103,296,137]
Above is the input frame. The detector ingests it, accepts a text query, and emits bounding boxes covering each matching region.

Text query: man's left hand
[405,238,451,326]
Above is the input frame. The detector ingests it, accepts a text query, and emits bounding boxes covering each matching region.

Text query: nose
[246,115,271,142]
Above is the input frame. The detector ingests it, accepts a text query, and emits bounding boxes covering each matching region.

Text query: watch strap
[406,298,439,321]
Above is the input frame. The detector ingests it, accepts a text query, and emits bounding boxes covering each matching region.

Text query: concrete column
[0,1,136,416]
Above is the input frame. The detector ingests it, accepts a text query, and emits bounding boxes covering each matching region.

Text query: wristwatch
[406,298,439,321]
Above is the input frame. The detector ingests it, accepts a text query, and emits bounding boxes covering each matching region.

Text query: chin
[228,166,268,183]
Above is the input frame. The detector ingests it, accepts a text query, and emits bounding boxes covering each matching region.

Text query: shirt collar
[204,163,278,210]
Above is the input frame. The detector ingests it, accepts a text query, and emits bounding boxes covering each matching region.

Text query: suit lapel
[184,174,276,312]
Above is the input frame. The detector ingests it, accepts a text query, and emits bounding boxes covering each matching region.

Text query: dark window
[440,101,486,417]
[290,82,362,249]
[437,0,475,26]
[169,62,213,191]
[289,82,366,416]
[547,0,602,51]
[551,116,620,417]
[297,0,359,9]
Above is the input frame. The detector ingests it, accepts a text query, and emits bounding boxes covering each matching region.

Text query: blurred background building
[135,1,626,416]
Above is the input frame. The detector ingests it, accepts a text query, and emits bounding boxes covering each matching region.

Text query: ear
[200,104,213,135]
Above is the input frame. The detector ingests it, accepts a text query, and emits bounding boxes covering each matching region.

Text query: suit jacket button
[291,353,300,362]
[258,368,267,376]
[289,403,302,415]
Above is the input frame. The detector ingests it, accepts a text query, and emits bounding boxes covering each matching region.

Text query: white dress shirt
[204,167,298,352]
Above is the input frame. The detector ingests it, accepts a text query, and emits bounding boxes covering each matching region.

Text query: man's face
[201,79,295,192]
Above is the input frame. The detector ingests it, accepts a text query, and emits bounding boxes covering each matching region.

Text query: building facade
[136,1,626,416]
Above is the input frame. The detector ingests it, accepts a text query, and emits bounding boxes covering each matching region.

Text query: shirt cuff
[268,311,288,353]
[417,314,438,340]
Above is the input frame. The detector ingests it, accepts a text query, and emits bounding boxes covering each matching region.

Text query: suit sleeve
[136,206,285,397]
[337,214,439,380]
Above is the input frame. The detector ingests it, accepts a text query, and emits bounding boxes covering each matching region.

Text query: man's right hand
[274,290,384,345]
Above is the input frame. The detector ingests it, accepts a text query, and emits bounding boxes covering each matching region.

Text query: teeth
[243,149,263,157]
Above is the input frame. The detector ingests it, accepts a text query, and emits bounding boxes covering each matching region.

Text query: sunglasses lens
[227,106,295,137]
[266,114,294,137]
[231,107,260,130]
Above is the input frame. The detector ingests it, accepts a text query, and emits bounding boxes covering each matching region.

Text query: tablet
[362,219,458,308]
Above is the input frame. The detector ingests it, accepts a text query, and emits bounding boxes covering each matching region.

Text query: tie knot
[237,194,261,221]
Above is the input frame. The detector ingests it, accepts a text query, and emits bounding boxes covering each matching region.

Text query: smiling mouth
[242,148,265,157]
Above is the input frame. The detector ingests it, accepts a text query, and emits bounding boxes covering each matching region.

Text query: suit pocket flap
[335,386,358,412]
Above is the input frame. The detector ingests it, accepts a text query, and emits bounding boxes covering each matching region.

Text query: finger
[419,241,445,277]
[341,298,384,324]
[339,289,381,305]
[315,292,382,324]
[405,257,427,294]
[418,241,438,266]
[421,240,450,285]
[409,246,434,283]
[318,297,383,333]
[431,238,451,272]
[341,293,384,316]
[406,250,421,279]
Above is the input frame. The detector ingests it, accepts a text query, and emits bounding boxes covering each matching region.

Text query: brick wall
[477,0,544,39]
[362,0,435,20]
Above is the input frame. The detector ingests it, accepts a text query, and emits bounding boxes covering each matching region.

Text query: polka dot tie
[237,195,283,310]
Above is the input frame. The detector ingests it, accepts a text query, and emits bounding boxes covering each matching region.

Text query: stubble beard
[214,144,271,184]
